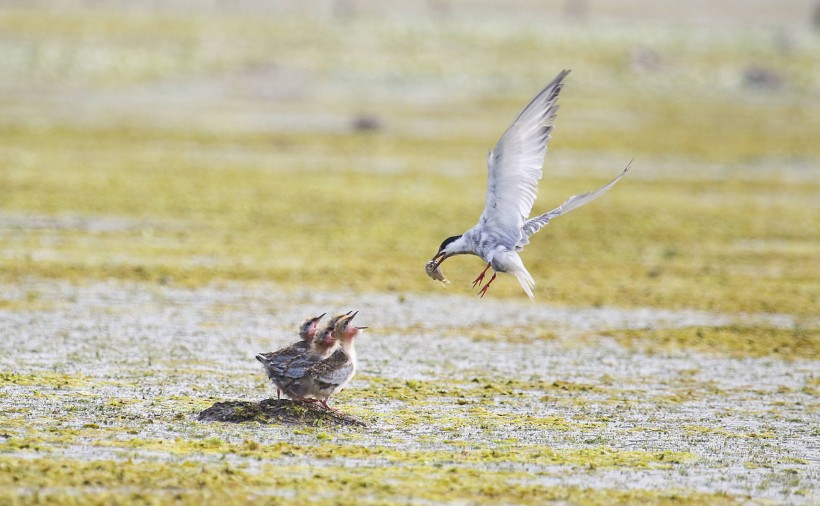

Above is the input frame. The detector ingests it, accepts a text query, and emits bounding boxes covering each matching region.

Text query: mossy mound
[197,399,366,427]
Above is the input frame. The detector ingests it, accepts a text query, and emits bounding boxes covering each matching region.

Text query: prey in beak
[425,253,450,286]
[430,250,448,270]
[425,235,464,286]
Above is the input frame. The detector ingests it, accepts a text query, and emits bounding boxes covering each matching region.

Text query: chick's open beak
[341,311,367,330]
[339,311,357,326]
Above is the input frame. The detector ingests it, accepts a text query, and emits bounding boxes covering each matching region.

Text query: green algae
[469,327,560,343]
[2,163,817,316]
[0,6,819,317]
[684,425,779,440]
[86,435,694,470]
[803,377,820,397]
[602,325,820,359]
[0,455,725,506]
[0,3,818,505]
[0,372,92,389]
[361,375,607,402]
[0,303,814,505]
[356,376,615,432]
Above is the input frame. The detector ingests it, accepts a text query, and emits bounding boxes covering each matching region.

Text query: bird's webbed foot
[471,263,492,288]
[477,272,497,298]
[319,400,343,414]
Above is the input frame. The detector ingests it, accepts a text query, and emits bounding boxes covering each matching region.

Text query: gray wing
[317,361,354,386]
[258,342,326,380]
[309,349,354,386]
[478,70,570,249]
[278,345,334,378]
[517,162,630,250]
[258,341,309,365]
[278,354,321,379]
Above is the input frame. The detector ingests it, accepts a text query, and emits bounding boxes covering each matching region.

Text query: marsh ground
[1,0,818,504]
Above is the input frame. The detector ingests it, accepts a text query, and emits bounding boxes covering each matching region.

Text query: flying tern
[428,69,630,300]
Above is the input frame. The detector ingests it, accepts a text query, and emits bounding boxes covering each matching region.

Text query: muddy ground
[1,279,816,504]
[1,0,818,503]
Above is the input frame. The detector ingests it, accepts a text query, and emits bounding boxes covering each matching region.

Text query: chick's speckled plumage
[282,312,365,409]
[255,313,326,398]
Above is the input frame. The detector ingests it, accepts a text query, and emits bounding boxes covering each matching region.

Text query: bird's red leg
[277,388,281,399]
[478,273,497,298]
[319,400,340,413]
[472,263,492,288]
[319,400,347,416]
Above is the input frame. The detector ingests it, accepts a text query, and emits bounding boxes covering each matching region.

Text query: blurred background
[1,0,818,315]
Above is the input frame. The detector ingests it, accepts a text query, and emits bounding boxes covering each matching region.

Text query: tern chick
[255,313,326,398]
[285,311,366,411]
[264,323,341,398]
[428,70,630,300]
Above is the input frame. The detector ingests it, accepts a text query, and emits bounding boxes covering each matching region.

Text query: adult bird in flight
[427,70,630,300]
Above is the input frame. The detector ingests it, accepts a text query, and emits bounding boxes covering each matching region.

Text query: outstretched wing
[478,70,570,249]
[517,162,631,250]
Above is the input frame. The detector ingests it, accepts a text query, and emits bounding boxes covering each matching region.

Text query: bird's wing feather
[478,70,570,249]
[280,354,322,378]
[308,349,353,386]
[517,162,631,250]
[257,341,309,366]
[317,361,355,386]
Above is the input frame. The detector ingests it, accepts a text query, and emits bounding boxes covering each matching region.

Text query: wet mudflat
[0,280,817,504]
[1,0,819,503]
[198,399,366,427]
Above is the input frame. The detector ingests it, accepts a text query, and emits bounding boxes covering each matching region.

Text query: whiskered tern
[428,70,630,300]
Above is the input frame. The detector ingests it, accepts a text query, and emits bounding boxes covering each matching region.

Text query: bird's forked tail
[514,270,535,301]
[493,250,536,301]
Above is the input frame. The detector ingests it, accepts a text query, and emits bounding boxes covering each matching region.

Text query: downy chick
[286,311,366,410]
[255,313,325,398]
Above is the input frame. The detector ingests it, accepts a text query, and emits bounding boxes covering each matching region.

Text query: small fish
[425,260,450,286]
